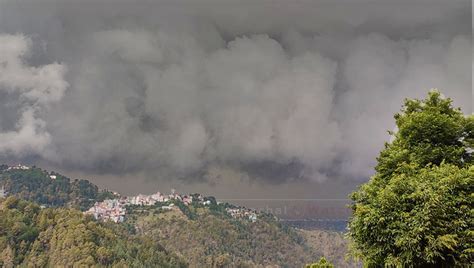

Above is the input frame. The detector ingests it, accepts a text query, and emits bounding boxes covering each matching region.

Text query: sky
[0,0,472,216]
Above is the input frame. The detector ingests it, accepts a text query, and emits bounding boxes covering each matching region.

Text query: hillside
[299,229,358,267]
[127,202,319,267]
[0,165,115,210]
[0,165,350,267]
[0,197,186,267]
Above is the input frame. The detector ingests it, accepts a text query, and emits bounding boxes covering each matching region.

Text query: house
[84,199,126,223]
[0,186,7,198]
[7,164,30,171]
[226,207,258,222]
[151,191,166,202]
[249,213,257,222]
[182,195,193,205]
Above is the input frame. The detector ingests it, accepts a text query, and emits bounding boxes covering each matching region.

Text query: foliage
[375,90,473,180]
[305,257,335,268]
[0,167,116,210]
[349,90,474,267]
[300,229,357,267]
[0,197,186,267]
[174,200,197,220]
[131,204,317,267]
[0,167,350,267]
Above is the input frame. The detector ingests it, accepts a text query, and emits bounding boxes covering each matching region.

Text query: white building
[249,213,257,222]
[0,186,7,198]
[7,164,30,171]
[151,192,165,202]
[161,204,175,210]
[226,207,258,222]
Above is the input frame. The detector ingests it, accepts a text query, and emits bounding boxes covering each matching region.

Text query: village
[84,190,202,223]
[85,189,258,223]
[4,164,30,171]
[0,164,259,223]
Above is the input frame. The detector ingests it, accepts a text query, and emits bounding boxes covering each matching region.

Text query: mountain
[0,165,354,267]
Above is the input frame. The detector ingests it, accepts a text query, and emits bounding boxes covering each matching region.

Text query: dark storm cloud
[0,0,471,182]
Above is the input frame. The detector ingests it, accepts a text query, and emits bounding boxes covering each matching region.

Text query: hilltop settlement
[86,190,258,223]
[1,164,258,223]
[0,163,353,267]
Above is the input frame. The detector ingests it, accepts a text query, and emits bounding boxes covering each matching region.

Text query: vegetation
[127,200,320,267]
[0,166,352,267]
[349,90,474,267]
[305,257,334,268]
[5,90,470,267]
[300,229,357,267]
[0,169,346,267]
[0,196,186,267]
[0,194,345,267]
[0,167,115,210]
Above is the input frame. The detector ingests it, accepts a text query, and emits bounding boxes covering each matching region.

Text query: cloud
[0,34,68,157]
[335,33,472,178]
[0,0,471,183]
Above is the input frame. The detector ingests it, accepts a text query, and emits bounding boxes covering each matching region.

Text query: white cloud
[0,34,68,156]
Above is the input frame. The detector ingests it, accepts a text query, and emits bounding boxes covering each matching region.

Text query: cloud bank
[0,34,67,156]
[0,0,471,183]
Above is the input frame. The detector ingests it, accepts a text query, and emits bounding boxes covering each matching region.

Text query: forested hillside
[0,197,186,267]
[0,166,115,210]
[128,203,319,267]
[0,167,350,267]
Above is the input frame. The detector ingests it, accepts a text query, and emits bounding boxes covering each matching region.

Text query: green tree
[0,197,187,267]
[348,90,474,267]
[0,167,117,211]
[305,257,334,268]
[1,245,14,268]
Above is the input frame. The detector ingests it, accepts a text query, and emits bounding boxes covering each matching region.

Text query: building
[0,186,7,198]
[7,164,30,171]
[85,199,126,223]
[226,207,258,222]
[182,195,193,205]
[151,192,165,202]
[248,213,258,222]
[161,204,175,210]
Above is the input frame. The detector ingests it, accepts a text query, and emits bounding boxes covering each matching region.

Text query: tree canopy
[0,196,186,267]
[0,166,348,267]
[0,167,116,211]
[305,257,335,268]
[349,90,473,267]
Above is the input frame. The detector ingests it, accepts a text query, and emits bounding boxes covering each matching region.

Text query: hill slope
[0,197,186,267]
[128,204,319,267]
[0,166,115,210]
[0,166,352,267]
